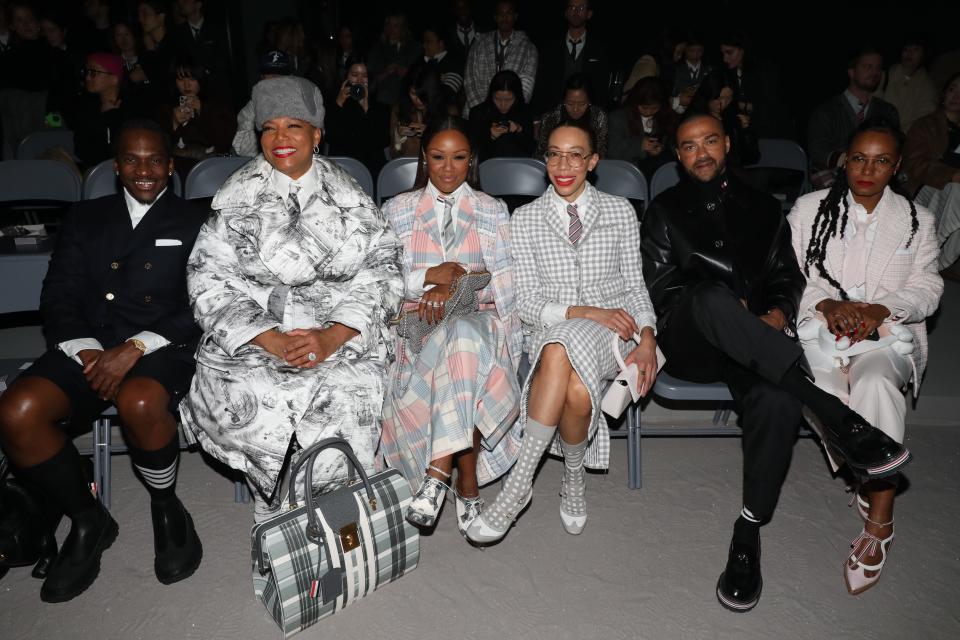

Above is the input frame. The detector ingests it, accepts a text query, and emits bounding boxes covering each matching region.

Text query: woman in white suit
[788,119,943,595]
[467,120,660,544]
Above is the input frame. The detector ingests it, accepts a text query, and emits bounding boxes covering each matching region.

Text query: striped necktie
[288,182,301,216]
[439,195,455,255]
[856,99,867,123]
[567,203,582,246]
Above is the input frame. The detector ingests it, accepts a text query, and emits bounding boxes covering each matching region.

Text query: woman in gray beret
[179,76,404,519]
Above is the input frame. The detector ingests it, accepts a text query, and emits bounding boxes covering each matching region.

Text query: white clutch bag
[600,332,666,418]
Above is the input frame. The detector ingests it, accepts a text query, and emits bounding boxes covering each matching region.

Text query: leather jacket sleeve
[758,214,805,325]
[640,199,686,322]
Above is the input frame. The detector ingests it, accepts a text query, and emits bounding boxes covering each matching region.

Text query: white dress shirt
[405,181,466,298]
[566,30,586,58]
[541,185,592,326]
[58,188,171,363]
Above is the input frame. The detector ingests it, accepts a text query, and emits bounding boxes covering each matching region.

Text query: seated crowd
[0,0,956,620]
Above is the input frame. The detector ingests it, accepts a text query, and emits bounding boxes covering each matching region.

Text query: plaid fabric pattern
[252,469,419,638]
[463,30,538,109]
[512,186,657,469]
[381,186,523,490]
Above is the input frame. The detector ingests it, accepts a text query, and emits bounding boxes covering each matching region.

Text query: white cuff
[406,268,430,299]
[540,302,569,327]
[127,331,171,355]
[58,338,104,365]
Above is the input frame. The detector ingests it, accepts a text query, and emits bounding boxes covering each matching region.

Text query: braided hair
[802,117,919,299]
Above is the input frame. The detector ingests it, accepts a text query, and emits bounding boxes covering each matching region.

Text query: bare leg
[454,429,482,499]
[0,377,71,466]
[854,477,897,577]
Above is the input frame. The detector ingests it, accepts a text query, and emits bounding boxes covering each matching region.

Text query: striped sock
[733,506,761,549]
[130,433,180,501]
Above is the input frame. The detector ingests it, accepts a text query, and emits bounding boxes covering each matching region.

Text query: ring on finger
[307,352,317,362]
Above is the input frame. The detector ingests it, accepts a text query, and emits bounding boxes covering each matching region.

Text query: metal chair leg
[627,403,642,489]
[234,479,250,503]
[99,418,112,511]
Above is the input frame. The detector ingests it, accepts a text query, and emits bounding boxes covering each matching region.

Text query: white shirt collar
[567,30,586,46]
[687,61,701,73]
[427,179,466,207]
[123,186,167,229]
[550,184,591,221]
[188,17,204,32]
[271,164,320,209]
[426,50,448,63]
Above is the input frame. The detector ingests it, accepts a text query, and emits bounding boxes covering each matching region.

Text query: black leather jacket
[640,172,805,331]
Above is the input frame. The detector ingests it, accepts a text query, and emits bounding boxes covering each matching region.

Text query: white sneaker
[406,476,448,528]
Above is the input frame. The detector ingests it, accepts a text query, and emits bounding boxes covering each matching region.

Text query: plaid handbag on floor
[251,438,420,637]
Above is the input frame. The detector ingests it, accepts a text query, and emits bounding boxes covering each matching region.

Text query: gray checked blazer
[511,184,657,355]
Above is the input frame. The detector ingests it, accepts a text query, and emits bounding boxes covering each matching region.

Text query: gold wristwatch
[128,338,147,354]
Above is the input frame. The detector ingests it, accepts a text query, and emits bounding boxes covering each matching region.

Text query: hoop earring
[313,145,320,155]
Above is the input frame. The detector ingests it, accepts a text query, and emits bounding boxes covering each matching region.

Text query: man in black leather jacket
[640,112,911,613]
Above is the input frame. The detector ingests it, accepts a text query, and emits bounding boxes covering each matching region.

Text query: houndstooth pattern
[511,185,657,469]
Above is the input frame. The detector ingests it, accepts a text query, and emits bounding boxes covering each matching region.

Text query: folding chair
[478,157,548,197]
[0,159,81,203]
[184,156,251,200]
[329,156,375,198]
[649,161,682,201]
[83,159,183,200]
[376,157,419,205]
[15,130,75,160]
[592,159,649,218]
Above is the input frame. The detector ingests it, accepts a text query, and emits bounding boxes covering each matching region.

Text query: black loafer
[824,413,911,478]
[717,540,762,613]
[40,505,119,603]
[152,497,203,585]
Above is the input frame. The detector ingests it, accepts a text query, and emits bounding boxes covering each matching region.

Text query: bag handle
[288,437,378,515]
[611,332,642,371]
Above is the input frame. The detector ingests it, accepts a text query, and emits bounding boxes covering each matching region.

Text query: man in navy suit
[0,118,205,603]
[532,0,611,114]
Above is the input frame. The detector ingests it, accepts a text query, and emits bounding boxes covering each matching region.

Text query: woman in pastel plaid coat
[467,121,661,544]
[788,119,942,596]
[380,116,524,537]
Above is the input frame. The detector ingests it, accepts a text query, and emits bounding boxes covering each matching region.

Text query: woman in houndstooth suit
[467,120,659,544]
[788,119,942,595]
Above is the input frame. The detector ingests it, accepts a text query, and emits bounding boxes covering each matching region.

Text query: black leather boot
[152,496,202,584]
[824,413,911,478]
[717,538,762,612]
[40,504,118,603]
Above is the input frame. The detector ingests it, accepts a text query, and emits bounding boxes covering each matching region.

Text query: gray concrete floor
[2,431,958,640]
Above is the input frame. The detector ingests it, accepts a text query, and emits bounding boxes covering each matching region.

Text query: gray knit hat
[253,76,325,130]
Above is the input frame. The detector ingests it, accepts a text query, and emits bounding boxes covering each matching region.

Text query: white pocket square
[155,239,182,247]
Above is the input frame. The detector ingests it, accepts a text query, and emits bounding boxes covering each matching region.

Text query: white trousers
[805,347,912,471]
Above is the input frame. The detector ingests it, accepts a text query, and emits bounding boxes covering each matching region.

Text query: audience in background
[468,69,534,161]
[137,0,174,99]
[536,73,608,158]
[390,63,446,158]
[173,0,229,103]
[876,37,938,134]
[335,25,357,85]
[672,32,709,111]
[325,56,390,177]
[463,0,538,115]
[72,52,126,170]
[419,26,464,108]
[72,0,111,54]
[719,30,785,138]
[608,77,676,179]
[533,0,610,114]
[368,13,421,108]
[690,70,759,167]
[807,48,900,188]
[156,55,233,176]
[0,1,52,159]
[448,0,478,63]
[41,11,81,121]
[903,73,960,196]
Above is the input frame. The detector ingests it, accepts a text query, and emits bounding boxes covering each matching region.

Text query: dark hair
[683,32,705,49]
[623,77,675,138]
[171,53,208,98]
[847,45,882,69]
[116,117,174,157]
[343,53,368,70]
[802,117,918,298]
[562,72,592,104]
[412,115,480,191]
[549,117,598,155]
[484,69,525,107]
[399,63,444,123]
[422,25,446,47]
[138,0,169,18]
[941,72,960,105]
[39,10,68,30]
[674,109,726,144]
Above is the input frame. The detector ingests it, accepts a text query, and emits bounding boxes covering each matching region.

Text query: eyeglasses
[544,150,593,168]
[846,154,896,171]
[82,67,114,78]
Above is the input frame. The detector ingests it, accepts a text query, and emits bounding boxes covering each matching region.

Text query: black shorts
[18,346,196,423]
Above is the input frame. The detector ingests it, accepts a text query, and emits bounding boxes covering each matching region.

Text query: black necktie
[191,26,201,41]
[569,39,581,60]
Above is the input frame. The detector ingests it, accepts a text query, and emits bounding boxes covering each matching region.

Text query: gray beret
[253,76,325,130]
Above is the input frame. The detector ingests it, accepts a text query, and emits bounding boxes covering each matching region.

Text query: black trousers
[658,282,803,524]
